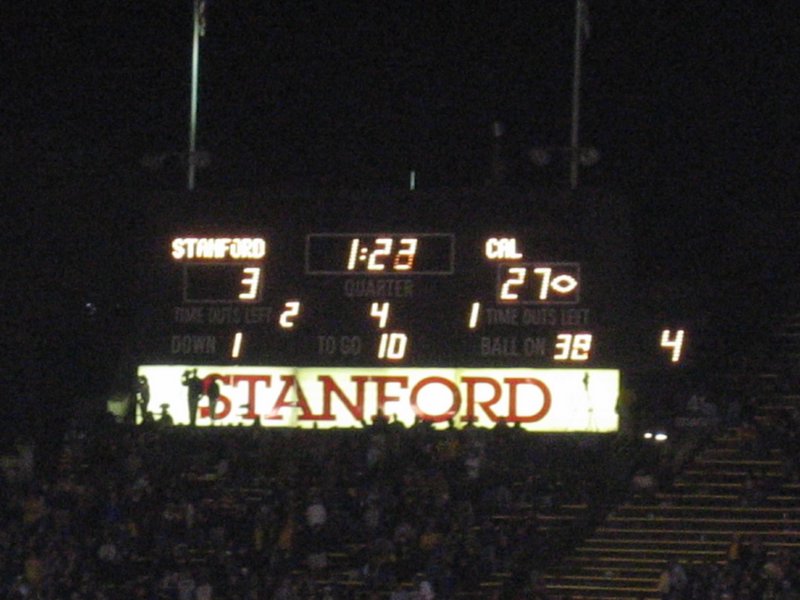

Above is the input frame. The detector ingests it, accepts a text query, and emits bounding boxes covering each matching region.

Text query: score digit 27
[498,263,580,304]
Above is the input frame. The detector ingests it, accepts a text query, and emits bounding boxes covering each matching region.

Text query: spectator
[305,491,327,528]
[630,468,657,503]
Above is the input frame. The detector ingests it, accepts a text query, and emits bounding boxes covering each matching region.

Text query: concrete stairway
[542,309,800,599]
[542,429,800,599]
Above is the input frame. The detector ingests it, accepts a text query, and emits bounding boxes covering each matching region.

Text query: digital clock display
[306,233,454,275]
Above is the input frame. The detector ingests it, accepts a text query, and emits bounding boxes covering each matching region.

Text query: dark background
[3,1,797,439]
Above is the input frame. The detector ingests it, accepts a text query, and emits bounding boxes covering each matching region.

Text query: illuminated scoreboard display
[166,234,600,365]
[132,190,690,430]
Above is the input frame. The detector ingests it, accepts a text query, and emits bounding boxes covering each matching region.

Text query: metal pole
[570,0,583,191]
[188,0,201,191]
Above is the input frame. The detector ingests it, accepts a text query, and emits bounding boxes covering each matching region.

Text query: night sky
[4,1,797,438]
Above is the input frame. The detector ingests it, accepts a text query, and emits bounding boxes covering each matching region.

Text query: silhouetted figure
[207,378,220,421]
[182,369,203,426]
[135,375,150,420]
[158,404,173,427]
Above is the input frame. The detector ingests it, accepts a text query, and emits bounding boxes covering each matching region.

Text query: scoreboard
[166,233,598,366]
[130,189,691,430]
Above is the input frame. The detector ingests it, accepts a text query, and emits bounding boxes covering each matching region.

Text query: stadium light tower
[187,0,206,191]
[529,0,597,189]
[140,2,209,185]
[569,0,589,190]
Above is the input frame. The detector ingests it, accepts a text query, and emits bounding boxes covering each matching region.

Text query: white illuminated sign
[172,237,267,260]
[134,366,619,432]
[485,237,523,260]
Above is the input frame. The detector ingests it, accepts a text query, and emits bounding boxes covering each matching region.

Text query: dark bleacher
[0,420,640,599]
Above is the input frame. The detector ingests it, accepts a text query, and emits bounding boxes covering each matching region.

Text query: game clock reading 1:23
[166,234,688,367]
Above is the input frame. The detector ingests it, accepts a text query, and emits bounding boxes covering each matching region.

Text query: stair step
[545,574,656,586]
[596,527,800,539]
[618,504,800,514]
[584,538,800,549]
[609,515,800,526]
[567,555,678,566]
[544,582,658,594]
[652,493,800,507]
[545,591,659,600]
[575,546,725,558]
[681,469,783,478]
[694,458,783,466]
[550,565,661,577]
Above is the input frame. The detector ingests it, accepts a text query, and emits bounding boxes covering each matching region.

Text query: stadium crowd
[0,412,643,600]
[5,381,797,600]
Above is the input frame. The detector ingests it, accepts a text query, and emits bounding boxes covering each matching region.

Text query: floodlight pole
[569,0,583,191]
[187,0,202,191]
